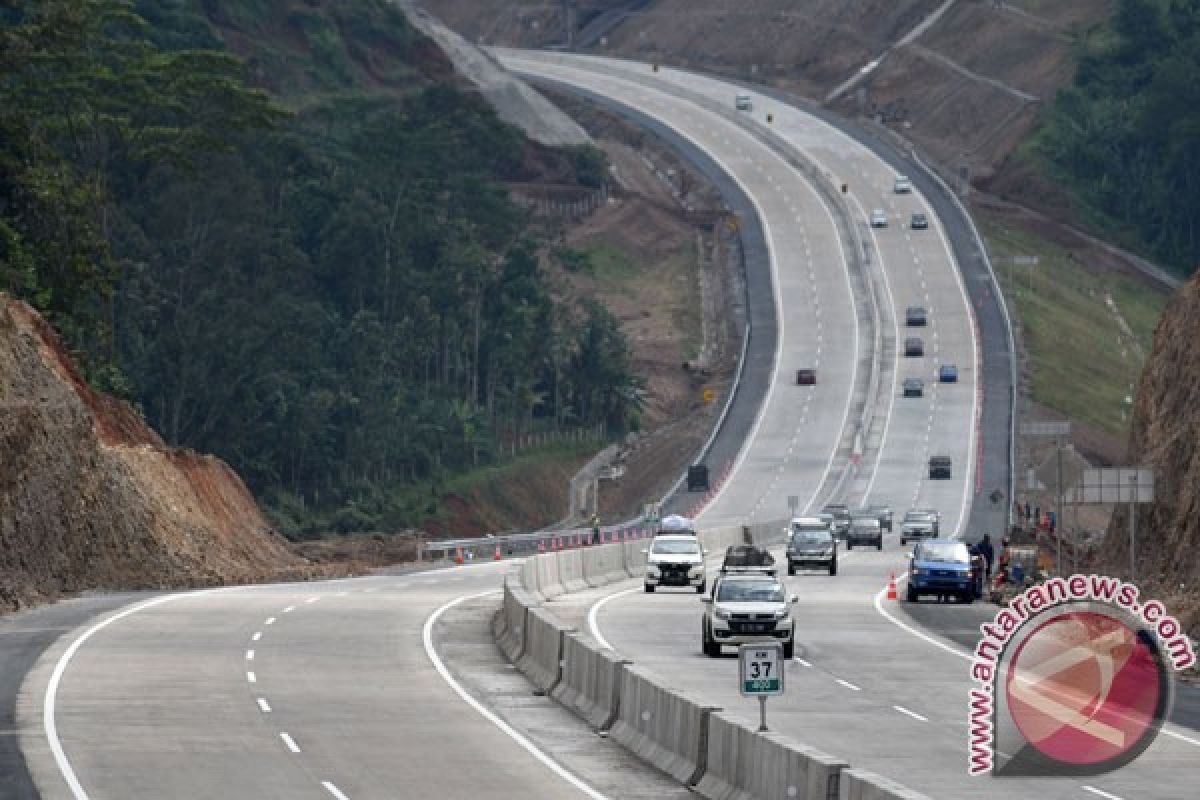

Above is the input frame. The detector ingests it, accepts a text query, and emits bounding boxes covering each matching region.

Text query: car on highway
[905,306,927,326]
[701,570,797,658]
[893,175,912,194]
[845,515,883,550]
[643,534,706,593]
[785,518,837,575]
[899,510,938,544]
[907,539,976,603]
[820,504,851,538]
[735,94,753,111]
[903,378,924,397]
[910,212,929,230]
[870,208,889,228]
[904,337,924,357]
[938,364,958,383]
[915,507,942,535]
[796,368,817,385]
[864,503,893,532]
[657,513,697,535]
[928,455,952,480]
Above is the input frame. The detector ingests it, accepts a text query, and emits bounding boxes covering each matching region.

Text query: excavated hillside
[0,296,318,612]
[421,0,1109,183]
[1105,273,1200,633]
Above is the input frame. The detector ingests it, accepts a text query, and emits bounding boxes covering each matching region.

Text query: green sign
[738,643,784,696]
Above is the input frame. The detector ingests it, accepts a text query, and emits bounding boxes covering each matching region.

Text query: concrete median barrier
[609,665,720,786]
[496,574,537,663]
[534,551,565,599]
[556,548,589,592]
[515,605,574,693]
[623,539,649,578]
[839,768,933,800]
[697,711,848,800]
[551,633,630,730]
[520,557,542,601]
[582,543,627,587]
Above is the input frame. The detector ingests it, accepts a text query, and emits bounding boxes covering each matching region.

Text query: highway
[7,46,1193,800]
[497,51,1200,800]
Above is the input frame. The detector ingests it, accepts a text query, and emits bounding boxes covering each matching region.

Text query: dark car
[907,539,976,603]
[796,368,817,385]
[846,515,883,550]
[903,378,924,397]
[910,212,929,230]
[820,504,851,538]
[905,306,927,327]
[786,525,837,576]
[928,456,952,480]
[938,364,958,383]
[904,337,924,357]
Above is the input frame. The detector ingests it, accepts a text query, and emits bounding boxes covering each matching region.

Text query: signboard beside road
[739,642,784,731]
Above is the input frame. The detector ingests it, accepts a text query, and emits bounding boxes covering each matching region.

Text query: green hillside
[0,0,629,535]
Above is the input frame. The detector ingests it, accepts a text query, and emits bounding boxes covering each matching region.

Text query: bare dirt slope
[1104,273,1200,634]
[0,296,317,612]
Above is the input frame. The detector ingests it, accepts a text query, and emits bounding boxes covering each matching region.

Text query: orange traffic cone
[454,546,464,565]
[886,573,898,601]
[493,543,502,561]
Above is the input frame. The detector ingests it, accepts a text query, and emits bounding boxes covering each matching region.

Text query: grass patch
[981,220,1168,436]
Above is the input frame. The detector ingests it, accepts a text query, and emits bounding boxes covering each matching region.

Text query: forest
[0,0,636,535]
[1038,0,1200,276]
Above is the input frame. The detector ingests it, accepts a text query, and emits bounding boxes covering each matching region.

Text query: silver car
[900,511,937,544]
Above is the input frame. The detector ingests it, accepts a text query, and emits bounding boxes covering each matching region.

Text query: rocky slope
[1106,272,1200,632]
[0,296,315,612]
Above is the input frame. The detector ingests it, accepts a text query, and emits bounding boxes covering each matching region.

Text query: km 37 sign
[739,643,784,696]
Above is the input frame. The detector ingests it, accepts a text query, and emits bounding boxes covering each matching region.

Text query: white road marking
[1082,787,1123,800]
[794,658,813,667]
[245,650,255,661]
[265,617,276,625]
[893,705,927,722]
[257,698,271,713]
[306,596,320,604]
[836,678,862,692]
[588,587,641,650]
[424,591,609,800]
[323,782,351,800]
[247,671,257,684]
[283,605,296,613]
[252,632,262,642]
[280,732,301,753]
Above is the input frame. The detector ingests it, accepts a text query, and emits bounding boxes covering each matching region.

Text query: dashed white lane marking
[794,658,812,667]
[283,605,296,613]
[306,597,320,604]
[265,617,276,625]
[1082,787,1123,800]
[251,632,262,642]
[836,679,861,692]
[257,698,272,713]
[246,671,257,684]
[322,782,351,800]
[245,650,255,661]
[893,705,927,722]
[424,591,609,800]
[280,732,301,753]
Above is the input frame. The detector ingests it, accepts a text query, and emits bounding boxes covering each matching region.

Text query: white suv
[644,534,706,593]
[701,571,797,658]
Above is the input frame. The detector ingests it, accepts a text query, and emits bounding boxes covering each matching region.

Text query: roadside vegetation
[0,0,635,535]
[982,221,1167,438]
[1036,0,1200,277]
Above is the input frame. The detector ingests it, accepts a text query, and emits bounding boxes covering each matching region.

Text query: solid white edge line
[794,658,813,667]
[322,781,352,800]
[893,705,928,722]
[280,732,301,753]
[587,587,641,650]
[873,579,971,663]
[1082,786,1123,800]
[423,590,609,800]
[836,679,862,692]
